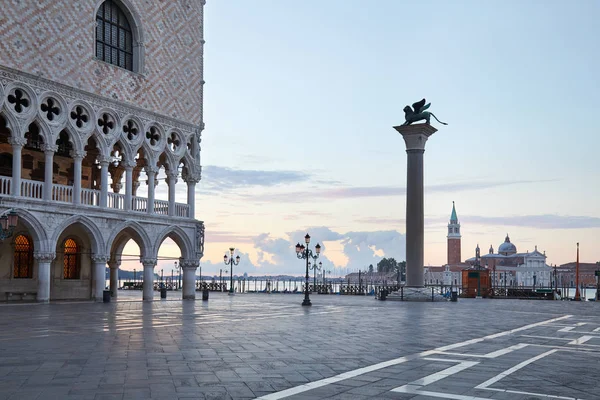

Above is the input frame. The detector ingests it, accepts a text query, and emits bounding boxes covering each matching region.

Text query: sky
[130,0,600,277]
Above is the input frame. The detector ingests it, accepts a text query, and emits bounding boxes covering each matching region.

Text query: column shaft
[147,171,155,214]
[73,155,83,205]
[143,262,155,301]
[37,261,51,302]
[109,264,119,299]
[93,261,106,302]
[187,181,196,219]
[11,144,22,196]
[406,149,424,287]
[182,266,197,300]
[124,166,133,211]
[43,150,54,201]
[168,174,176,216]
[100,161,109,208]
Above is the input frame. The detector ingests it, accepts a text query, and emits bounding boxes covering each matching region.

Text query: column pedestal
[393,123,437,290]
[92,255,109,302]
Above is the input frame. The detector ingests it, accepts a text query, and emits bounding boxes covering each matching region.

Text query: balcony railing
[0,177,190,218]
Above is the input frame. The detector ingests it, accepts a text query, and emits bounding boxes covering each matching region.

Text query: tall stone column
[181,260,199,300]
[146,166,157,214]
[141,258,156,301]
[167,171,177,216]
[99,159,110,208]
[91,255,109,302]
[9,137,26,196]
[42,144,57,201]
[108,260,120,299]
[393,124,437,287]
[71,150,85,205]
[124,161,135,211]
[186,179,197,219]
[34,252,55,303]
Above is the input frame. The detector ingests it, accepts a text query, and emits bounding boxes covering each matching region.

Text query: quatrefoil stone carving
[123,120,139,141]
[70,106,89,128]
[167,132,180,152]
[41,98,60,121]
[98,113,115,135]
[146,127,160,146]
[7,89,30,113]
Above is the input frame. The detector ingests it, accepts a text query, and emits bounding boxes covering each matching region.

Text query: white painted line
[476,349,558,389]
[568,336,594,345]
[482,387,582,399]
[432,343,528,359]
[256,315,571,400]
[394,385,501,400]
[521,335,573,341]
[593,327,600,332]
[559,326,575,332]
[411,359,478,386]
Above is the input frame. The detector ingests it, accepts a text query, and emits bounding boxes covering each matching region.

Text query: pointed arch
[8,208,50,253]
[50,215,105,255]
[0,110,19,140]
[153,225,194,260]
[106,220,152,258]
[57,124,84,154]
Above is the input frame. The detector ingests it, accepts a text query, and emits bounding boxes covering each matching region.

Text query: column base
[387,286,447,302]
[301,299,312,306]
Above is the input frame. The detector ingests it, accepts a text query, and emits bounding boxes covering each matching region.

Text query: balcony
[0,176,190,218]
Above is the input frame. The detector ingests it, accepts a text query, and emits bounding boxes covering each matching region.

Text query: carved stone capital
[91,254,110,263]
[122,159,137,169]
[181,260,199,269]
[41,143,58,153]
[34,252,56,262]
[145,165,160,175]
[70,150,86,160]
[140,258,157,267]
[108,261,120,269]
[393,123,437,152]
[8,136,27,147]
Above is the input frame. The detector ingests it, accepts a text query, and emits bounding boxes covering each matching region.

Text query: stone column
[146,166,157,214]
[108,260,120,299]
[167,171,177,216]
[181,260,199,300]
[71,150,85,205]
[124,161,135,211]
[91,255,109,302]
[393,123,437,287]
[185,179,197,219]
[9,137,26,196]
[42,144,57,201]
[99,159,110,208]
[34,252,55,303]
[141,258,156,301]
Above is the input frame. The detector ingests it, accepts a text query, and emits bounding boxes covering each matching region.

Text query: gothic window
[96,1,134,71]
[63,238,80,279]
[14,235,33,279]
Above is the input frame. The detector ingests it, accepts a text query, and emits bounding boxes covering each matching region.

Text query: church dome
[498,234,517,255]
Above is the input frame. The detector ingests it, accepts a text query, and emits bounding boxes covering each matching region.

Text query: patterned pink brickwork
[0,0,204,126]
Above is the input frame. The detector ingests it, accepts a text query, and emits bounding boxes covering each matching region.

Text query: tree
[377,258,398,274]
[368,264,374,274]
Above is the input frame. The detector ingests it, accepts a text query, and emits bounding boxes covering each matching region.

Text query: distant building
[425,203,553,288]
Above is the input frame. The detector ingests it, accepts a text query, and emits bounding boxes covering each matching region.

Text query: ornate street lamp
[174,261,181,290]
[0,209,18,241]
[295,233,321,306]
[224,247,240,295]
[309,261,322,291]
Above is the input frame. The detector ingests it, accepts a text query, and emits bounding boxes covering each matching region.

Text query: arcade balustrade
[0,175,190,217]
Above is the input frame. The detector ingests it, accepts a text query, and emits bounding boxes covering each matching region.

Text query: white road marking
[411,358,478,386]
[568,336,594,345]
[432,343,528,359]
[255,315,572,400]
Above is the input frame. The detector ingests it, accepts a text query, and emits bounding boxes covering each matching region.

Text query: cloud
[463,214,600,229]
[242,179,554,203]
[200,166,311,191]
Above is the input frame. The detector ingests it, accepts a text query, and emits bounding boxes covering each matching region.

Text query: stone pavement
[0,292,599,400]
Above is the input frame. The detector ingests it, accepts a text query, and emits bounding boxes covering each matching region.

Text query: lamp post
[0,209,18,241]
[174,261,180,290]
[309,261,322,291]
[224,247,240,295]
[574,243,581,301]
[295,233,321,306]
[595,261,599,301]
[133,268,136,285]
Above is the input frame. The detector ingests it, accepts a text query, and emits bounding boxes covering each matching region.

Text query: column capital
[91,254,110,263]
[141,258,157,267]
[70,150,86,160]
[145,165,160,175]
[34,252,56,262]
[181,260,199,269]
[122,160,137,169]
[41,143,58,153]
[393,123,437,152]
[166,170,178,180]
[9,136,27,147]
[108,261,120,269]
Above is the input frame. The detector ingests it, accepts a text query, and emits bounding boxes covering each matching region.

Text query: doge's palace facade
[0,0,205,302]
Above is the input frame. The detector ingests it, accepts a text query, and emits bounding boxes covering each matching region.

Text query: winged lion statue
[402,99,447,126]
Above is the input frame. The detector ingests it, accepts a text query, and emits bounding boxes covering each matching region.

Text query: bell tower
[447,201,462,264]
